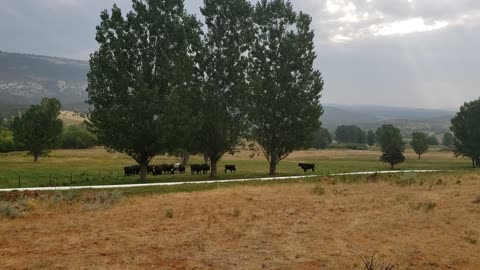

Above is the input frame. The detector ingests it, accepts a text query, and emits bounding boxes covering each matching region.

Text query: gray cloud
[0,0,479,109]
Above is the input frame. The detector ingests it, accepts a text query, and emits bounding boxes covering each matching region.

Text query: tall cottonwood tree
[198,0,254,177]
[87,0,202,181]
[248,0,323,175]
[451,98,480,168]
[12,98,63,162]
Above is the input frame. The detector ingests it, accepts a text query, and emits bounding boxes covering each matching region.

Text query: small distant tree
[11,98,63,161]
[335,125,366,144]
[367,130,376,147]
[427,135,439,145]
[312,128,332,149]
[450,98,480,168]
[442,132,454,147]
[0,127,16,153]
[376,124,405,169]
[410,131,429,159]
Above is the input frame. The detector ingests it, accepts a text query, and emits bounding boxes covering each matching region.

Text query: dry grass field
[58,111,87,126]
[1,173,480,269]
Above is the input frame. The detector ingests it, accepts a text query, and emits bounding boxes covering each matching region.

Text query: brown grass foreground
[1,174,480,269]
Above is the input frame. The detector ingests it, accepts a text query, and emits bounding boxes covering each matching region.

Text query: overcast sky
[1,0,479,109]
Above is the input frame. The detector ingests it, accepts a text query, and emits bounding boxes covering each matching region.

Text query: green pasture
[0,147,473,189]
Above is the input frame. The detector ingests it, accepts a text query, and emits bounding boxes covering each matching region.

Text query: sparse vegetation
[463,230,479,245]
[164,208,174,219]
[81,190,123,210]
[0,201,21,218]
[409,201,436,212]
[311,184,326,196]
[361,252,395,270]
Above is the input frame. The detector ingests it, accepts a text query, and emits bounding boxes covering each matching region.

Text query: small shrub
[472,196,480,204]
[362,252,395,270]
[311,184,325,196]
[395,177,416,187]
[165,208,174,219]
[82,190,123,210]
[409,201,436,212]
[232,208,241,217]
[464,230,479,245]
[366,173,378,182]
[0,202,21,219]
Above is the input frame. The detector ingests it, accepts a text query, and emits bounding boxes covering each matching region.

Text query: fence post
[18,176,21,188]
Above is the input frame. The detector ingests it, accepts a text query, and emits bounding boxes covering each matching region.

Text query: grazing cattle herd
[124,162,317,177]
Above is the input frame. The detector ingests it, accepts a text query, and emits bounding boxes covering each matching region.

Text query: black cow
[123,166,133,177]
[123,165,141,177]
[172,163,184,174]
[200,164,210,174]
[153,165,163,175]
[191,164,202,174]
[147,165,154,175]
[225,165,236,173]
[178,164,186,174]
[161,164,174,174]
[298,163,315,173]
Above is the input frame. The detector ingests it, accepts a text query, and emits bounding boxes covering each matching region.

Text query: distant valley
[322,104,455,135]
[0,51,455,134]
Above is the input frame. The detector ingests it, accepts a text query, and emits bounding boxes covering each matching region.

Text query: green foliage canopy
[410,131,429,159]
[11,98,63,161]
[86,0,202,181]
[0,127,16,153]
[61,125,97,149]
[376,124,405,169]
[335,125,366,144]
[311,128,332,150]
[367,130,376,146]
[197,0,254,177]
[427,135,439,145]
[451,98,480,168]
[248,0,323,175]
[442,132,454,147]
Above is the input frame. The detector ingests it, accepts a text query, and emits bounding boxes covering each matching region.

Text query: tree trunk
[390,163,394,170]
[139,164,148,182]
[473,158,476,168]
[181,153,189,166]
[33,153,39,162]
[203,154,210,164]
[210,158,218,178]
[269,162,277,175]
[418,154,421,160]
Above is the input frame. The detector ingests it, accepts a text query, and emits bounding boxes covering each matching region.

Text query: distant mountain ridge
[0,50,88,108]
[322,104,455,135]
[0,51,455,134]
